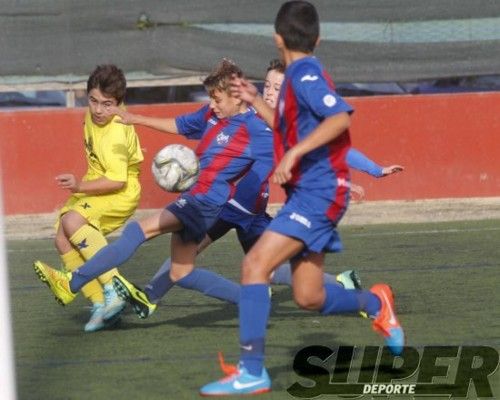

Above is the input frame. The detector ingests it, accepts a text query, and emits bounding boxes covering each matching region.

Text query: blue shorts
[166,193,223,244]
[267,192,345,257]
[208,203,272,253]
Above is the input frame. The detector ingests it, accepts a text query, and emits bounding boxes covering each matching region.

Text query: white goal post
[0,176,17,399]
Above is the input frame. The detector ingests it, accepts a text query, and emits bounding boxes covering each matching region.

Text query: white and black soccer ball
[151,144,199,192]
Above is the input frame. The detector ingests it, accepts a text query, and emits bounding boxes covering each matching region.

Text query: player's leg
[69,208,181,291]
[141,218,239,306]
[33,207,181,305]
[291,253,404,355]
[200,230,302,396]
[54,222,109,331]
[238,213,361,289]
[60,210,127,323]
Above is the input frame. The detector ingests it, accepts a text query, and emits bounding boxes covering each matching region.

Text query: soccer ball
[151,144,199,192]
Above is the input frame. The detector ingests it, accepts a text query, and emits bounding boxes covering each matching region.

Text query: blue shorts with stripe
[166,193,223,244]
[266,191,346,257]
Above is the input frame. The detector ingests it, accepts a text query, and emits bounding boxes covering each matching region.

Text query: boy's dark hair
[203,58,243,97]
[274,1,319,53]
[267,59,285,74]
[87,64,127,104]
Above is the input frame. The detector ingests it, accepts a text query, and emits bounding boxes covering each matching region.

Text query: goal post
[0,176,17,399]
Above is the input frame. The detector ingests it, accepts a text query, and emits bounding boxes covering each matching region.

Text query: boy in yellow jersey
[45,64,143,332]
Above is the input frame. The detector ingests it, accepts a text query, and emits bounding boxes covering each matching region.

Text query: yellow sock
[69,224,122,286]
[61,249,104,304]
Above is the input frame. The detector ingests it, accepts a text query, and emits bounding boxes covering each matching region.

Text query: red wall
[1,92,499,215]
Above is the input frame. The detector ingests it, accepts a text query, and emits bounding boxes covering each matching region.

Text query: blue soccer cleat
[200,354,271,396]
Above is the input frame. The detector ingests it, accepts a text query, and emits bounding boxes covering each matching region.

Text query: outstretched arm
[107,106,179,134]
[347,148,404,177]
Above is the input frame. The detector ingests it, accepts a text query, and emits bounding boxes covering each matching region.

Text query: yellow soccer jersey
[83,110,143,183]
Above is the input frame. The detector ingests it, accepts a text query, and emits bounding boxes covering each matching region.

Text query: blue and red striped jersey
[175,105,273,207]
[274,56,354,221]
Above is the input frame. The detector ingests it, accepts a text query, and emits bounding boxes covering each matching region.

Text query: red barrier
[1,92,499,215]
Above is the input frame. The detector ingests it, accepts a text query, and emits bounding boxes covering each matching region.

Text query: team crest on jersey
[216,132,230,145]
[323,94,337,107]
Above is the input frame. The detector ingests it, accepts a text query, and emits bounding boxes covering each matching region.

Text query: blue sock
[270,263,292,285]
[271,263,336,285]
[177,268,240,304]
[70,222,146,292]
[144,258,175,303]
[320,284,381,315]
[323,273,337,285]
[240,284,270,376]
[357,290,382,317]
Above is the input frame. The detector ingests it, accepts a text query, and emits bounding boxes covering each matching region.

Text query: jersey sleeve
[346,148,383,177]
[294,64,353,119]
[175,104,211,139]
[100,123,131,182]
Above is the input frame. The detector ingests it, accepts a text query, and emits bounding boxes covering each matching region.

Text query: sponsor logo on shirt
[323,94,337,107]
[290,212,311,228]
[216,132,230,145]
[301,74,319,82]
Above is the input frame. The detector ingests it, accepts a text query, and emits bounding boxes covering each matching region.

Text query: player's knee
[241,254,269,284]
[60,211,86,236]
[294,291,323,310]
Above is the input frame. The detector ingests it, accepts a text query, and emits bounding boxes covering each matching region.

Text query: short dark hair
[274,1,319,53]
[203,58,243,97]
[87,64,127,104]
[267,59,285,74]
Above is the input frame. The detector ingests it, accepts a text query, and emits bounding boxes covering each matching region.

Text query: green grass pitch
[9,219,500,399]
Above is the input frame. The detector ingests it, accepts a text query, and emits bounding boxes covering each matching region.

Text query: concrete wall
[1,92,499,215]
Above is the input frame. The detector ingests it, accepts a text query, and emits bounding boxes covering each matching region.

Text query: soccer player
[35,64,143,332]
[111,58,403,319]
[32,59,275,318]
[200,1,405,395]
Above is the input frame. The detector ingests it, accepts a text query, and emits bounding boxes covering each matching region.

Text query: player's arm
[347,148,404,177]
[230,76,275,127]
[272,112,350,185]
[56,174,124,194]
[107,106,179,134]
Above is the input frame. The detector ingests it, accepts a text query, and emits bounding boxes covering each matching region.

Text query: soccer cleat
[370,283,405,356]
[200,363,271,396]
[84,303,106,332]
[33,260,77,305]
[102,283,126,322]
[336,269,362,290]
[112,275,157,319]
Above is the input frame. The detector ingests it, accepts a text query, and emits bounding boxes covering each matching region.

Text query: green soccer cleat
[33,260,77,305]
[336,269,362,290]
[112,275,157,319]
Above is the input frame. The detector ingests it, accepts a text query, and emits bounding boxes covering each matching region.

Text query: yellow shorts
[56,178,141,236]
